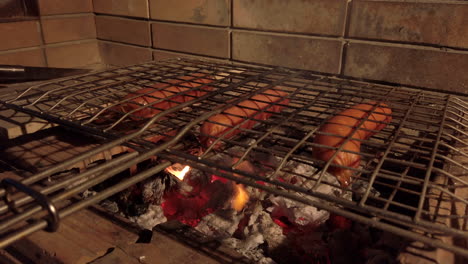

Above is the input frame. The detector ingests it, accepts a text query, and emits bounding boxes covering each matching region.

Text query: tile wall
[0,0,99,68]
[0,0,466,94]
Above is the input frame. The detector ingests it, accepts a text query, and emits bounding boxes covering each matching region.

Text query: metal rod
[415,96,451,222]
[0,161,172,249]
[0,151,139,215]
[359,92,421,206]
[0,67,275,197]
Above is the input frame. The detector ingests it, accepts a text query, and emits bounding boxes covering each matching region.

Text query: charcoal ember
[285,160,340,189]
[256,256,276,264]
[328,229,362,264]
[267,196,329,228]
[195,209,242,239]
[327,213,352,231]
[99,200,119,213]
[325,222,404,264]
[233,201,262,236]
[129,204,167,230]
[364,249,397,264]
[256,211,286,252]
[115,184,149,216]
[129,203,149,216]
[141,176,167,204]
[238,205,286,254]
[182,167,212,194]
[161,179,235,227]
[369,229,408,259]
[81,189,97,198]
[209,144,271,180]
[233,204,286,263]
[352,179,381,200]
[289,230,330,264]
[241,232,265,252]
[265,160,349,230]
[246,202,265,229]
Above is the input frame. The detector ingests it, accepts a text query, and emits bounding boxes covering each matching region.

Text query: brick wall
[0,0,100,68]
[94,0,468,94]
[1,0,466,94]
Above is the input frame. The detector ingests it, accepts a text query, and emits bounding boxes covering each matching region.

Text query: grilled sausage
[313,101,392,187]
[113,74,214,120]
[200,89,289,148]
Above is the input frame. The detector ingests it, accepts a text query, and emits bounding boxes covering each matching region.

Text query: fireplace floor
[0,202,246,264]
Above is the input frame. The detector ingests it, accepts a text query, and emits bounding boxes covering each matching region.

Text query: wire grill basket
[0,58,466,257]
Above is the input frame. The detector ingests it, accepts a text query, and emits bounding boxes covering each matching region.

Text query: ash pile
[97,143,405,264]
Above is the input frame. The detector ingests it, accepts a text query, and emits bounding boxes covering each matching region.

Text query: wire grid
[0,58,467,257]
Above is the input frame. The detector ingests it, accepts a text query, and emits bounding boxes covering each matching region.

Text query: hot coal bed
[93,140,416,264]
[0,59,466,263]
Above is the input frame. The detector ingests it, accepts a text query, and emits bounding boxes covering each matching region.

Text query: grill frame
[0,58,467,257]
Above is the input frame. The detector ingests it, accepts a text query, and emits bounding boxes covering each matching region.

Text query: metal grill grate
[0,58,467,257]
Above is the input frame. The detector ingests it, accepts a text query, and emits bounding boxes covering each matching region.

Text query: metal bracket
[1,178,60,232]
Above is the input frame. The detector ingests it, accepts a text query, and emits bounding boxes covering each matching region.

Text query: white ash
[248,210,286,253]
[129,204,167,230]
[81,189,97,198]
[352,178,381,200]
[120,141,392,262]
[265,161,345,228]
[222,237,276,264]
[194,209,242,239]
[267,196,329,227]
[243,232,265,252]
[236,201,263,234]
[224,203,284,263]
[246,202,265,230]
[288,160,340,188]
[138,255,146,264]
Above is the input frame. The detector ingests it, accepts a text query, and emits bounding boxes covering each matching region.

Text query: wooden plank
[0,106,54,140]
[9,208,246,264]
[0,63,109,140]
[10,209,138,264]
[1,127,128,172]
[88,247,140,264]
[399,139,468,264]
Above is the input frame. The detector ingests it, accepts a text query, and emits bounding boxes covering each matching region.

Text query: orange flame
[231,183,249,211]
[166,164,190,181]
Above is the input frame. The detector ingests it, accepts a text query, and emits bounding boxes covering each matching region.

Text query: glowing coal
[107,142,390,264]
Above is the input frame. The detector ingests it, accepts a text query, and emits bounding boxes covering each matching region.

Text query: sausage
[200,89,289,148]
[112,74,214,120]
[313,101,392,187]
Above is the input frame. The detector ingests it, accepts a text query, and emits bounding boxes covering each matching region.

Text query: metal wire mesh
[0,58,467,257]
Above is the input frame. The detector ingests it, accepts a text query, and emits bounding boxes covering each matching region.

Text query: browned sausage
[313,101,392,187]
[115,74,214,120]
[200,89,289,148]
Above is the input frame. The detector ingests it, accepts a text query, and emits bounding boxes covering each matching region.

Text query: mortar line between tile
[339,0,354,75]
[231,28,468,54]
[37,19,48,66]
